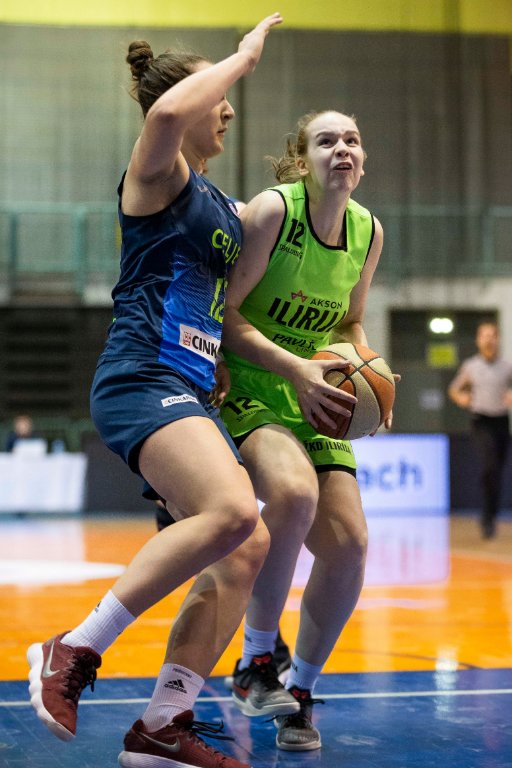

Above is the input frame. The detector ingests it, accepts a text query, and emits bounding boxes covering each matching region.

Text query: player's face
[299,112,365,197]
[182,62,235,163]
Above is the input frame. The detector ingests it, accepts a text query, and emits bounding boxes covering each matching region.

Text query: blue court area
[2,669,511,768]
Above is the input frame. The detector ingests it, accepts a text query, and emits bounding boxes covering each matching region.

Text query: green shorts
[220,364,356,471]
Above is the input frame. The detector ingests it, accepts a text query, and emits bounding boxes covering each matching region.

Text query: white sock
[286,653,322,694]
[240,624,279,669]
[62,590,136,656]
[143,663,204,732]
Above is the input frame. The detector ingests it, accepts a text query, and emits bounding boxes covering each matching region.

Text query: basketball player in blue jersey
[27,15,282,768]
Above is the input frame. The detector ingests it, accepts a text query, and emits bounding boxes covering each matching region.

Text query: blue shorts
[90,359,241,477]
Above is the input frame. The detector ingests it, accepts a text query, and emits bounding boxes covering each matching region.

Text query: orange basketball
[311,342,395,440]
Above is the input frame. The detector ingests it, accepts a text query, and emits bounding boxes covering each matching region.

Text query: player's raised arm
[125,13,283,212]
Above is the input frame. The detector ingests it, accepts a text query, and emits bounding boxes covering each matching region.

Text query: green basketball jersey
[221,181,375,469]
[224,180,375,371]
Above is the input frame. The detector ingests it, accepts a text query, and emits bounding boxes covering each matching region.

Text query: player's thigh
[240,423,319,505]
[139,416,256,517]
[305,470,367,559]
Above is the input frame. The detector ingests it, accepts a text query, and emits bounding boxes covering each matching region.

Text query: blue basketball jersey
[99,168,242,392]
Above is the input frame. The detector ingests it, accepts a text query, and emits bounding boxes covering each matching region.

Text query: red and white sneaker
[27,632,101,741]
[118,710,251,768]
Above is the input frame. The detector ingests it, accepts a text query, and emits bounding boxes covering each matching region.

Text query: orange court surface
[1,511,511,680]
[2,511,512,768]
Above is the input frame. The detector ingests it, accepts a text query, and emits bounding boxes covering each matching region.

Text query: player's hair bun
[126,41,154,80]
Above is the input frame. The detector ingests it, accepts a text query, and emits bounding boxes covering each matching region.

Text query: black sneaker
[275,686,324,751]
[232,653,300,717]
[481,518,496,539]
[224,631,292,689]
[274,630,292,684]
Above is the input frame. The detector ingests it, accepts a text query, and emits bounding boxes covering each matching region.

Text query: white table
[0,453,87,513]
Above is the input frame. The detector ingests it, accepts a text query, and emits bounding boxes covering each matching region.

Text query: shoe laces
[277,690,325,728]
[183,717,238,763]
[187,718,233,743]
[63,652,98,704]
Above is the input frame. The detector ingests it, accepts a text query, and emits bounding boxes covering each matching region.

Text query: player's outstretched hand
[238,13,283,72]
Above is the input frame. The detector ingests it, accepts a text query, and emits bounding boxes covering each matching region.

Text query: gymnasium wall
[1,27,510,251]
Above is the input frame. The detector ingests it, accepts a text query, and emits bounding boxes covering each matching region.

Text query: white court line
[4,688,512,707]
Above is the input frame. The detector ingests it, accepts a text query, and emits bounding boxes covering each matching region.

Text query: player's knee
[214,494,261,550]
[316,518,368,568]
[266,477,319,533]
[349,523,368,564]
[228,518,271,581]
[341,522,368,569]
[247,517,271,568]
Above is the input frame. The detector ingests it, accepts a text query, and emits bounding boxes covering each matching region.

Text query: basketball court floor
[1,510,511,767]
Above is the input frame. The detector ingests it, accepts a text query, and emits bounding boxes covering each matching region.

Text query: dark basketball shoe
[224,631,292,689]
[231,653,299,717]
[275,686,324,751]
[118,710,251,767]
[27,632,101,741]
[273,630,292,684]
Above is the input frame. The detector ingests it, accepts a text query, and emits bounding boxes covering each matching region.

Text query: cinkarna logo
[161,394,199,408]
[179,324,219,362]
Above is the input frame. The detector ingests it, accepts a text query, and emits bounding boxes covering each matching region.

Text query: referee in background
[449,320,512,538]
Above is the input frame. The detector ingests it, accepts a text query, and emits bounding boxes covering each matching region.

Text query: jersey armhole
[267,189,288,263]
[362,213,376,270]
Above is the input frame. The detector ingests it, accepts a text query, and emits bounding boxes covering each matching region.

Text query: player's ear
[296,156,309,177]
[360,149,367,176]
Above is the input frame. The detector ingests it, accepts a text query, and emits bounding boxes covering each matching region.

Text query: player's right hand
[238,13,283,72]
[290,357,357,432]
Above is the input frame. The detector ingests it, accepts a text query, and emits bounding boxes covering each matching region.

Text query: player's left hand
[371,372,401,434]
[210,360,231,407]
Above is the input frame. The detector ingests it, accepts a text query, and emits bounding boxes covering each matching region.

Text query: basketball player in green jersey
[220,110,390,750]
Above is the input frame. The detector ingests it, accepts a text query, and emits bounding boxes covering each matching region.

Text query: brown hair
[269,110,363,183]
[126,41,207,116]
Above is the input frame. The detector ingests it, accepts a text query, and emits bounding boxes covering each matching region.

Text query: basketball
[311,342,395,440]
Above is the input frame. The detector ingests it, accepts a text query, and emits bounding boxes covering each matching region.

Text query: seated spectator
[5,415,45,454]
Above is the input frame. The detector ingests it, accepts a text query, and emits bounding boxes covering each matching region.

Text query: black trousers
[471,414,510,525]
